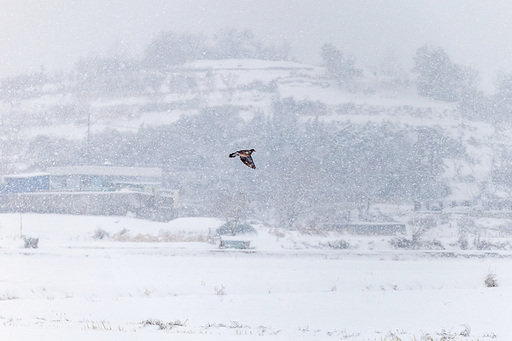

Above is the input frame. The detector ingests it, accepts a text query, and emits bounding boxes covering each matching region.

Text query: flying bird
[229,149,256,169]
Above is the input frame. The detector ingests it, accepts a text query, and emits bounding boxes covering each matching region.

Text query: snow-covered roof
[3,172,50,179]
[47,166,162,178]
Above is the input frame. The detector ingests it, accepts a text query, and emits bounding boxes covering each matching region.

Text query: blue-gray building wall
[4,175,50,193]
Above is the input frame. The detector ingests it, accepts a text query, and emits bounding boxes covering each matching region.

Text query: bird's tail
[229,152,237,158]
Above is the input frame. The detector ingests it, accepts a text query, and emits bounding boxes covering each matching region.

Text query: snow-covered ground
[0,213,509,340]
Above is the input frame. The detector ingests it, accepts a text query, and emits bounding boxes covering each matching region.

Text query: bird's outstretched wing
[240,155,256,169]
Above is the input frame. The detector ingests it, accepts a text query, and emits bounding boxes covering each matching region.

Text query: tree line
[321,43,512,126]
[2,27,512,127]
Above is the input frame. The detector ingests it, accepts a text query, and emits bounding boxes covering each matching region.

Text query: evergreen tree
[321,43,362,89]
[143,32,208,69]
[412,45,477,102]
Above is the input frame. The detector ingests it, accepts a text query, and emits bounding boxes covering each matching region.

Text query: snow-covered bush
[484,272,498,288]
[389,237,414,249]
[326,239,350,250]
[389,236,444,250]
[141,318,187,330]
[23,237,39,249]
[92,228,109,240]
[214,285,227,295]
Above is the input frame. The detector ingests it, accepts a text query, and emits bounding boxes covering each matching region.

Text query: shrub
[421,239,445,250]
[390,237,414,249]
[23,237,39,249]
[92,228,109,240]
[141,319,187,330]
[214,285,227,295]
[459,324,471,337]
[326,239,350,250]
[458,234,469,250]
[485,272,498,288]
[389,236,444,250]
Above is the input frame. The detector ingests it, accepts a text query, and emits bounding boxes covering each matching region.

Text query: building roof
[47,166,162,178]
[3,172,50,179]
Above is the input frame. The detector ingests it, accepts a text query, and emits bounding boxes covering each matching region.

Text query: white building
[47,166,163,192]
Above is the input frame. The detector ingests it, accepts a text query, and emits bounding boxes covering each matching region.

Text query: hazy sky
[1,0,512,89]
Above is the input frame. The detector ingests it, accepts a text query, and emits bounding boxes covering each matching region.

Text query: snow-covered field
[0,214,509,340]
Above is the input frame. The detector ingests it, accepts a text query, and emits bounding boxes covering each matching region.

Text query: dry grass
[268,228,286,238]
[141,318,187,330]
[110,231,207,243]
[82,320,116,331]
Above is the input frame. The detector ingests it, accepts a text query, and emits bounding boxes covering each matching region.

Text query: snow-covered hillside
[3,58,498,185]
[2,58,512,238]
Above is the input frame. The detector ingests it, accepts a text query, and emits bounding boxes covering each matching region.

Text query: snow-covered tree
[143,32,208,69]
[412,45,477,102]
[321,43,362,90]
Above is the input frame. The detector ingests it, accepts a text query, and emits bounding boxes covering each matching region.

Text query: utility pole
[19,212,23,238]
[87,108,91,164]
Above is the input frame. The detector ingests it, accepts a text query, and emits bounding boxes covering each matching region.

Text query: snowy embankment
[0,214,509,340]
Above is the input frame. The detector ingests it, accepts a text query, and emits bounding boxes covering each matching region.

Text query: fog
[2,0,512,89]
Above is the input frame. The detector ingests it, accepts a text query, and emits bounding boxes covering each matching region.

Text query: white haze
[2,0,512,91]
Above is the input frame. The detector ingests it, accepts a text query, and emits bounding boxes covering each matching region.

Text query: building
[47,166,162,192]
[2,166,163,194]
[3,173,50,193]
[0,166,171,220]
